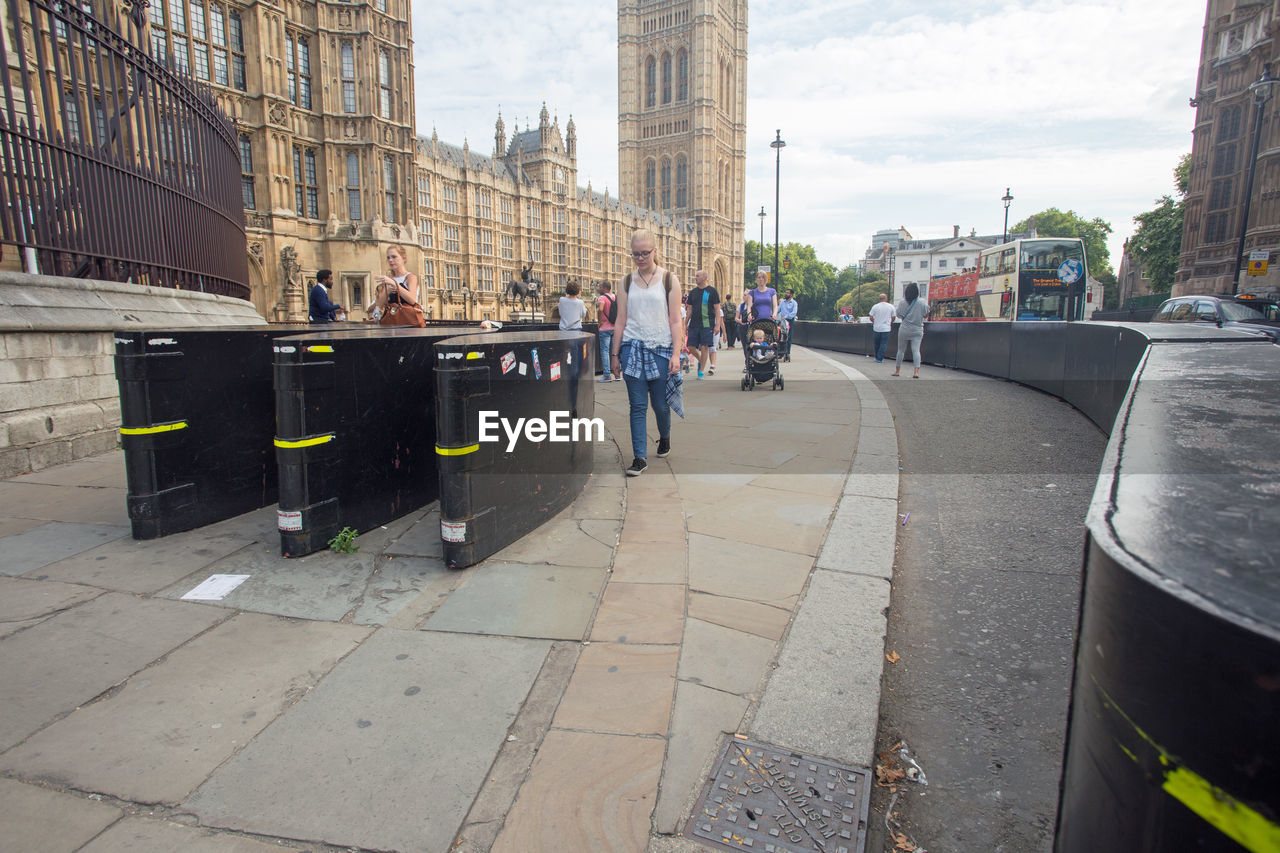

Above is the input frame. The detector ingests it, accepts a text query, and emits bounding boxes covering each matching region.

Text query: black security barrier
[434,330,595,569]
[273,326,476,556]
[1056,342,1280,852]
[115,324,360,539]
[791,319,1280,849]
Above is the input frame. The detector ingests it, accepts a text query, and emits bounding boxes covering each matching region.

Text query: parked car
[1232,294,1280,322]
[1151,295,1279,341]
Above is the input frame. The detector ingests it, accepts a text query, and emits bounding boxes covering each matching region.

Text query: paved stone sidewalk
[0,344,897,853]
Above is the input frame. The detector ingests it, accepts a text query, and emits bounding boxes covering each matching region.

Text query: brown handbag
[380,299,426,328]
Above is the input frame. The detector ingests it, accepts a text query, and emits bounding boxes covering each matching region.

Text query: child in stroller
[740,320,784,391]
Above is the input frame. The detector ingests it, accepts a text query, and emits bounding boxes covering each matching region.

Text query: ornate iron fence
[0,0,249,299]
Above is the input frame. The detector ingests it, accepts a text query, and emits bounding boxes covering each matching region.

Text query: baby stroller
[741,318,784,391]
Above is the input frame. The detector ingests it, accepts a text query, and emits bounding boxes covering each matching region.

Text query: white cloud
[411,0,1203,274]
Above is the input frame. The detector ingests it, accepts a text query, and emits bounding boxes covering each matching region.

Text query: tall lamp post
[1001,187,1014,243]
[1234,62,1278,295]
[771,130,786,283]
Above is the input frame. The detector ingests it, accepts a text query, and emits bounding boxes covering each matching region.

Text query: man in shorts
[683,269,721,378]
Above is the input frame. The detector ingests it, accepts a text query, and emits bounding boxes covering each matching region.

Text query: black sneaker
[656,437,671,458]
[626,457,648,477]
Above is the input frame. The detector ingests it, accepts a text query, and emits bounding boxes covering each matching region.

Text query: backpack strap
[664,270,672,294]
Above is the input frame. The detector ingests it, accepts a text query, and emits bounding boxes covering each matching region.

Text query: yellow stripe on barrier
[120,421,188,435]
[466,352,482,360]
[307,345,335,353]
[436,443,480,456]
[273,434,335,449]
[1098,679,1280,851]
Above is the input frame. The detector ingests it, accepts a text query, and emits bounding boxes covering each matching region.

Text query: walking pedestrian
[723,292,738,349]
[596,281,618,381]
[558,280,586,330]
[869,292,895,363]
[748,270,778,322]
[893,282,929,378]
[610,229,684,476]
[777,288,798,360]
[683,269,722,378]
[309,269,343,323]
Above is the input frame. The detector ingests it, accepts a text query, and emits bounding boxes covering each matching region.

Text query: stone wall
[0,272,266,478]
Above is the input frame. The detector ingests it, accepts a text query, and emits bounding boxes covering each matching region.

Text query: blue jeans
[873,330,890,362]
[623,372,670,459]
[598,329,614,377]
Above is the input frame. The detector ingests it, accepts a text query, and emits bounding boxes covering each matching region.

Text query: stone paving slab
[35,529,255,593]
[0,520,130,575]
[552,642,680,736]
[686,533,814,608]
[610,539,687,584]
[750,569,892,769]
[590,581,686,644]
[816,494,898,580]
[384,506,444,558]
[0,575,101,625]
[652,681,750,834]
[0,516,47,538]
[676,617,777,698]
[81,818,314,852]
[11,452,125,488]
[685,484,832,555]
[185,629,550,853]
[0,613,370,804]
[490,729,664,853]
[487,517,618,567]
[686,591,791,642]
[424,562,606,639]
[0,482,129,526]
[0,776,123,853]
[0,592,228,750]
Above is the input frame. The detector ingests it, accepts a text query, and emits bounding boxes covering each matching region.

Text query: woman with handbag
[376,244,426,327]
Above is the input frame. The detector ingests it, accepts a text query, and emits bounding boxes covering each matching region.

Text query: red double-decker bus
[928,237,1089,321]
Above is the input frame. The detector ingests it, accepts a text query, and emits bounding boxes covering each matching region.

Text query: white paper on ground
[182,574,251,600]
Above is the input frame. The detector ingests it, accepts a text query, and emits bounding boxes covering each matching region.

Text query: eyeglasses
[630,249,653,259]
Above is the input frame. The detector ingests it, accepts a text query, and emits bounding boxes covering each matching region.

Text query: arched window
[645,57,656,108]
[644,160,656,209]
[660,158,671,209]
[677,49,688,101]
[661,52,672,104]
[676,157,688,208]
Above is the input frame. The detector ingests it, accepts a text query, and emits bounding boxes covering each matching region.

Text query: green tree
[1128,154,1189,294]
[1011,208,1114,278]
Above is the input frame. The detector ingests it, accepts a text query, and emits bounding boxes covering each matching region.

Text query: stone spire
[566,115,577,159]
[495,111,506,157]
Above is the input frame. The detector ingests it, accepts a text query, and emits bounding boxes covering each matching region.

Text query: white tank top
[622,268,673,347]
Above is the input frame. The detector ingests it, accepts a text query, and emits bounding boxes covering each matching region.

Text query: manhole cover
[683,736,871,852]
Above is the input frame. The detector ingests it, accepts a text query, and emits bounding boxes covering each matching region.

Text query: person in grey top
[893,281,929,378]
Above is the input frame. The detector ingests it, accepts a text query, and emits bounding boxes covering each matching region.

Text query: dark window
[1212,144,1237,177]
[678,49,688,100]
[1208,178,1234,210]
[661,52,671,104]
[1205,211,1230,243]
[644,161,655,209]
[645,57,656,108]
[676,157,687,207]
[1218,105,1242,142]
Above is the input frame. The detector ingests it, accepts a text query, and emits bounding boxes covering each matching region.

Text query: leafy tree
[1128,154,1189,294]
[1011,208,1113,278]
[1095,270,1119,310]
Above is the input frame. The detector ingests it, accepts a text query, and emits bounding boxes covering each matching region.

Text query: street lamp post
[771,130,786,283]
[1001,187,1014,243]
[1234,62,1278,295]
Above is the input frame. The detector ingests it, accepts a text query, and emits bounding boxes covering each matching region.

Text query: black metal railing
[0,0,249,299]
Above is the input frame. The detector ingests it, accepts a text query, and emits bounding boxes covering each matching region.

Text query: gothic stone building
[77,0,750,319]
[1177,0,1280,296]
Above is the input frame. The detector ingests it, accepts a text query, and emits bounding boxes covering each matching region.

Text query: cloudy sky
[412,0,1205,273]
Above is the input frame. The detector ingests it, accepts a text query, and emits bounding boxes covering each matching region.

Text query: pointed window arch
[660,157,672,209]
[677,49,689,101]
[644,160,656,209]
[661,52,672,104]
[676,156,688,208]
[645,56,656,108]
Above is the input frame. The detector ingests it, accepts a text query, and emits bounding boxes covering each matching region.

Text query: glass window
[212,48,228,85]
[346,152,361,220]
[173,35,190,74]
[383,156,396,222]
[239,134,252,171]
[678,49,688,100]
[660,159,671,209]
[379,51,392,119]
[676,157,687,207]
[209,4,225,46]
[190,1,205,39]
[419,219,433,248]
[417,173,431,208]
[193,42,209,79]
[645,57,656,108]
[341,42,356,113]
[171,0,185,32]
[661,52,671,104]
[644,161,655,209]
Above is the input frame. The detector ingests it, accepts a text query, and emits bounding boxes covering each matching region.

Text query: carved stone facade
[618,0,748,300]
[133,0,742,319]
[1177,0,1280,296]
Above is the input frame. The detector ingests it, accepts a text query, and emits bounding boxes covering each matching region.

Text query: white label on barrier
[148,338,177,346]
[115,337,132,346]
[276,345,296,354]
[441,520,467,543]
[518,362,527,375]
[277,510,303,531]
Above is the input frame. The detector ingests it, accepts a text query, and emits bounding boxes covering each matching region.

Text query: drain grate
[682,736,871,852]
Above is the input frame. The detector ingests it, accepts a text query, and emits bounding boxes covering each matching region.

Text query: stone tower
[618,0,747,295]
